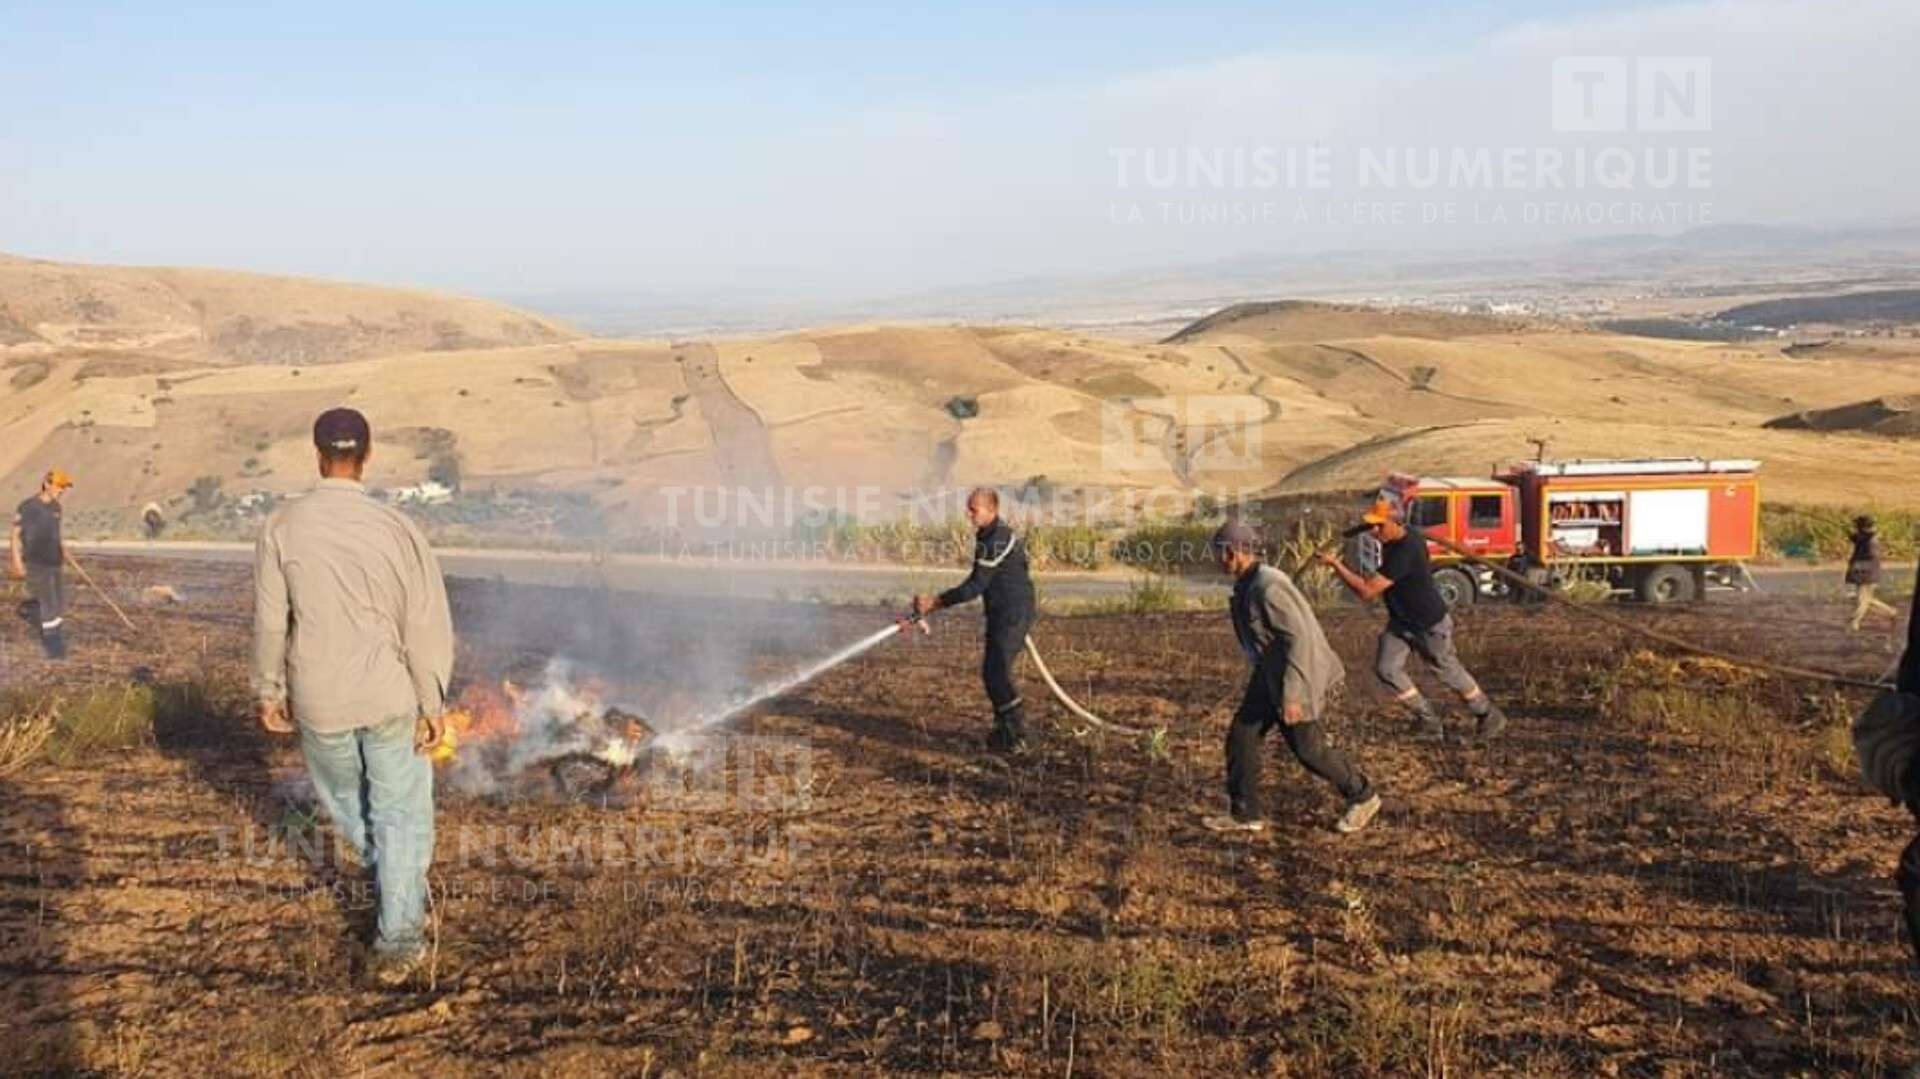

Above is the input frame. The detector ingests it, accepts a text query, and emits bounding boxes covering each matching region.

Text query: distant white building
[390,480,455,505]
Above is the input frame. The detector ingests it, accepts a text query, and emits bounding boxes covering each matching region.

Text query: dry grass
[5,558,1918,1075]
[0,708,56,776]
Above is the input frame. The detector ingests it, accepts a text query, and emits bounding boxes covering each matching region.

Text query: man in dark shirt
[9,469,74,659]
[1902,560,1920,698]
[913,488,1036,752]
[1322,499,1506,742]
[1863,559,1920,962]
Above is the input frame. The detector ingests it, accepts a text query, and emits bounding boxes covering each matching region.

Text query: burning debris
[432,614,927,802]
[433,661,662,802]
[544,708,656,799]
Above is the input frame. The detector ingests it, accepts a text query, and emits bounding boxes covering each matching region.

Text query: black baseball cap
[313,407,371,455]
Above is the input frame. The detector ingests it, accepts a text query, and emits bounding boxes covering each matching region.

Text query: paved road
[76,540,1893,607]
[74,540,1230,604]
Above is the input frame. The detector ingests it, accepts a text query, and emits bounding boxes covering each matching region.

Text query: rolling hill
[1161,299,1540,344]
[1718,288,1920,328]
[1765,395,1920,437]
[5,255,1920,543]
[0,253,574,367]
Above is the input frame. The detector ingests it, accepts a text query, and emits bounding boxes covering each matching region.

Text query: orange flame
[431,680,525,765]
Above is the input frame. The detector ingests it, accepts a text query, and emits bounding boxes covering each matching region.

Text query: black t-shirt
[14,496,62,567]
[1901,560,1920,695]
[1378,533,1448,632]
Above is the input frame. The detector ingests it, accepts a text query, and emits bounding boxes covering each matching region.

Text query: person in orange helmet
[1322,499,1507,743]
[10,469,74,659]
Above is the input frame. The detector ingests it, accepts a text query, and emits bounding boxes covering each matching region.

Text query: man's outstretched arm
[1319,552,1392,604]
[916,531,1016,613]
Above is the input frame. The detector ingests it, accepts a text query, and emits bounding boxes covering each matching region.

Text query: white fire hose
[1022,634,1157,738]
[908,608,1159,739]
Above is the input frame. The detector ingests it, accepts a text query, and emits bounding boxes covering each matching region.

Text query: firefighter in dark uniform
[914,488,1036,752]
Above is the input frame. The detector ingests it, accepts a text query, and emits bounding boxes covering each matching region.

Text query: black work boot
[1409,703,1445,742]
[986,706,1028,754]
[40,626,66,660]
[1473,702,1508,743]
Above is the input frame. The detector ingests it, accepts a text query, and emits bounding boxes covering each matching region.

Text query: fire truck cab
[1400,476,1518,608]
[1395,458,1760,607]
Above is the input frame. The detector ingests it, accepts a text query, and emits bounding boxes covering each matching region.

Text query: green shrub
[45,686,158,764]
[187,474,225,514]
[1026,523,1109,570]
[1113,521,1215,573]
[1762,504,1920,562]
[0,685,159,768]
[1081,573,1190,616]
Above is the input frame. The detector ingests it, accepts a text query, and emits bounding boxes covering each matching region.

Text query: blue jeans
[299,714,434,955]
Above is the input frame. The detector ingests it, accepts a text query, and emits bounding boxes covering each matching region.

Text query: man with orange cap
[1321,498,1506,742]
[10,469,74,659]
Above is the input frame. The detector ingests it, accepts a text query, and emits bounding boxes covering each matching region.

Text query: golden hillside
[1163,299,1542,343]
[4,262,1919,533]
[0,253,574,367]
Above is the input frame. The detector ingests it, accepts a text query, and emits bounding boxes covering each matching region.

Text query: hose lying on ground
[1022,634,1158,737]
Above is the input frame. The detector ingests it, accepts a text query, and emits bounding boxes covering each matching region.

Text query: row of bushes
[1761,505,1920,562]
[0,685,161,776]
[76,482,1920,570]
[0,679,246,777]
[789,516,1246,573]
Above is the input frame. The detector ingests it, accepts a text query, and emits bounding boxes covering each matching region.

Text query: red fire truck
[1384,458,1761,607]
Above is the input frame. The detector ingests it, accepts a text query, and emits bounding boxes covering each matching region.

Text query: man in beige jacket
[253,407,453,985]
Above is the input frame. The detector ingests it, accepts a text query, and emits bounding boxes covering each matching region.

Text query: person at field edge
[141,501,167,541]
[10,469,75,660]
[1852,558,1920,964]
[1846,515,1898,634]
[1321,499,1507,742]
[1203,520,1382,836]
[252,408,454,986]
[913,488,1036,753]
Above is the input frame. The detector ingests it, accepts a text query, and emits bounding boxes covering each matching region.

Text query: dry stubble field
[3,556,1918,1076]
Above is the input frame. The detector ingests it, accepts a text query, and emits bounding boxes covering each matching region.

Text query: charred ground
[2,557,1916,1076]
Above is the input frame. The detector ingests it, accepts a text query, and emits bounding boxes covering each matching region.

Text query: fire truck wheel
[1433,567,1477,609]
[1636,564,1695,605]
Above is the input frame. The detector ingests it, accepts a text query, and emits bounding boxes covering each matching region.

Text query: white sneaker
[1335,794,1382,835]
[1201,814,1268,834]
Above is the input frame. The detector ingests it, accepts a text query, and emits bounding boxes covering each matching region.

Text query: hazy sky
[2,0,1914,303]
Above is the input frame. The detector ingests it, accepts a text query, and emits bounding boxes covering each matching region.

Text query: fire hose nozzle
[896,611,932,636]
